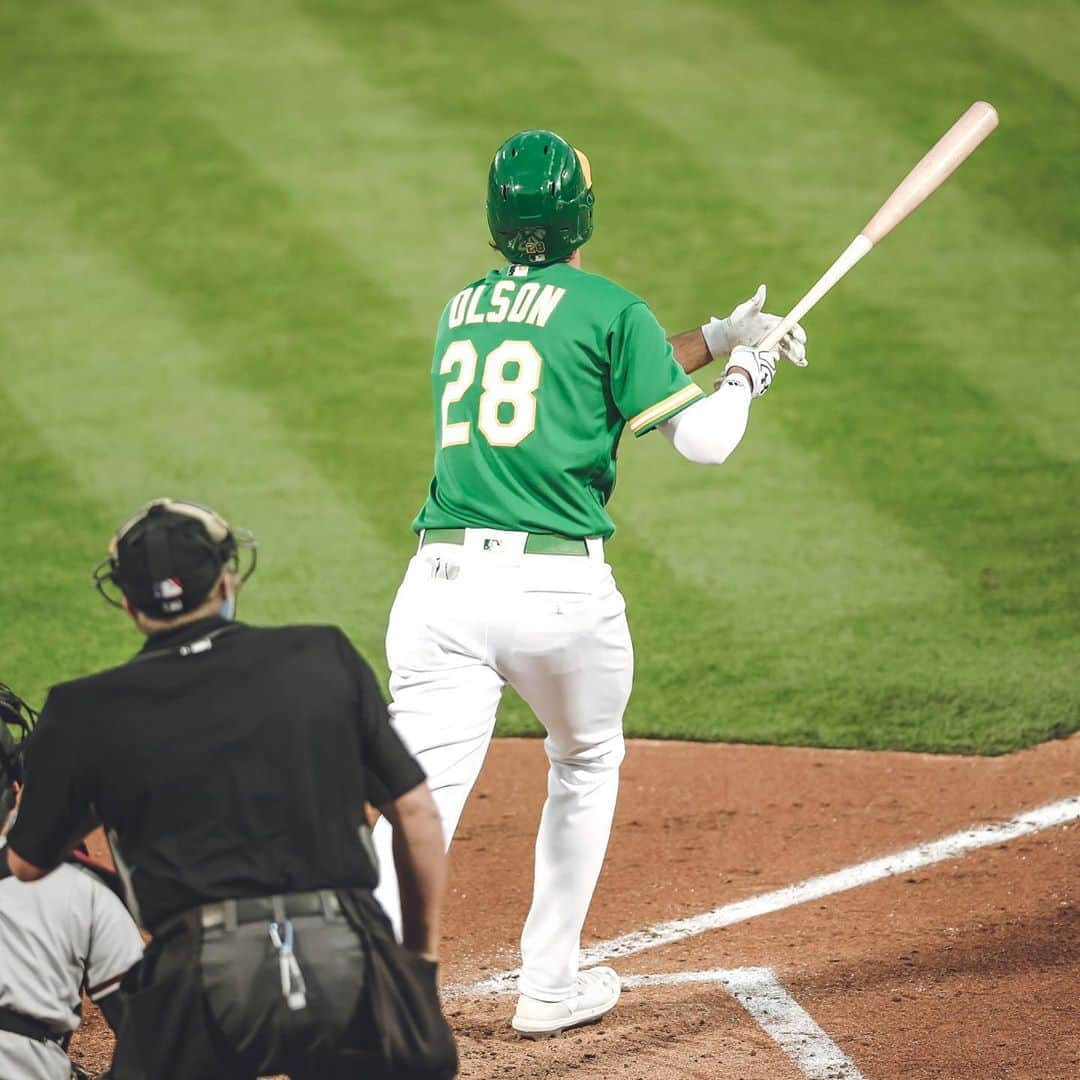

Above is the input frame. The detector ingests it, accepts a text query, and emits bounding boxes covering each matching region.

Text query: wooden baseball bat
[759,101,999,351]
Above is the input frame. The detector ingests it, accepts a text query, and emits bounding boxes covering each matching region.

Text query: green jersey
[413,262,704,539]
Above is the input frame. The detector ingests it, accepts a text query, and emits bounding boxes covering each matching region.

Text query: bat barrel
[760,101,998,354]
[861,101,998,245]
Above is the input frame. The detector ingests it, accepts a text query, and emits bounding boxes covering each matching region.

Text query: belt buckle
[200,903,225,933]
[200,900,237,933]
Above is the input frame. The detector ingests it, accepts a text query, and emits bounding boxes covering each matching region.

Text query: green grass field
[2,1,1077,754]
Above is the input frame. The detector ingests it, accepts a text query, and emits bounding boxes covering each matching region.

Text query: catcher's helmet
[487,130,594,266]
[0,683,37,818]
[93,498,257,619]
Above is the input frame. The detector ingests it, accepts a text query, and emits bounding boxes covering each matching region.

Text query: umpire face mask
[0,684,37,821]
[92,498,257,621]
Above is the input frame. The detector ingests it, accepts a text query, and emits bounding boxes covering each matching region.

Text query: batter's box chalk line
[625,968,867,1080]
[455,795,1079,999]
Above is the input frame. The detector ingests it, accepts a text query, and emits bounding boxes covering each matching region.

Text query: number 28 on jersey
[438,280,567,451]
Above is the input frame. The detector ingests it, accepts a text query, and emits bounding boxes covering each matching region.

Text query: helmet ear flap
[574,148,592,188]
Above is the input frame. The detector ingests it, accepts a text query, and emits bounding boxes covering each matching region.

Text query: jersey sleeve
[333,630,426,806]
[607,301,705,437]
[84,873,144,1001]
[7,688,93,870]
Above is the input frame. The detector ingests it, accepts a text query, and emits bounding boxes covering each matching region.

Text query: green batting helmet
[487,130,594,266]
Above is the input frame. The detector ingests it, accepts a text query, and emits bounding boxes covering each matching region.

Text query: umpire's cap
[93,498,256,619]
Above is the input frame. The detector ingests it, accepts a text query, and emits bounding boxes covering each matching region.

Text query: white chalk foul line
[722,968,866,1080]
[623,968,866,1080]
[465,795,1080,996]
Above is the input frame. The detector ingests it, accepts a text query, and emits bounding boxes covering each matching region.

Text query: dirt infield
[71,735,1079,1079]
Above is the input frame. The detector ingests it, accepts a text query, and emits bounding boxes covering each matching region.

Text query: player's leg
[495,575,633,1005]
[372,554,505,935]
[0,1036,72,1080]
[372,661,503,934]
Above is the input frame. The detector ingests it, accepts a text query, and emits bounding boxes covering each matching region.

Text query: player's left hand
[702,284,808,367]
[722,345,778,399]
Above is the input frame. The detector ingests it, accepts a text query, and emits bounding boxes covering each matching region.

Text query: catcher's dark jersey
[10,616,423,933]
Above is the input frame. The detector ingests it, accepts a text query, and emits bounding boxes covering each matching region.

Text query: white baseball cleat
[511,966,621,1039]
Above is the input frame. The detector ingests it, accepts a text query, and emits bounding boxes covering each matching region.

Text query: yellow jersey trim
[627,383,705,435]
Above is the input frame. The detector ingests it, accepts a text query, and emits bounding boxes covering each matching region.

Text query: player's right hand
[702,285,809,367]
[721,346,778,399]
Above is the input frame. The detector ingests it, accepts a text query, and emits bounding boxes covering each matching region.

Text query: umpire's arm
[377,782,446,962]
[340,630,447,963]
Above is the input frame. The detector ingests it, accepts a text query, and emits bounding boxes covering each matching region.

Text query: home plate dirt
[71,734,1079,1079]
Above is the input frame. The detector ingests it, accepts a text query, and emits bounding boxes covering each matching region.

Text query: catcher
[0,682,144,1080]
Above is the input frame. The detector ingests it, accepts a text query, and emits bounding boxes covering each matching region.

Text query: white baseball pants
[372,529,633,1001]
[0,1033,71,1080]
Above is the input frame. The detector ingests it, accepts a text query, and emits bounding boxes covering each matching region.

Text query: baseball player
[371,129,807,1037]
[0,683,144,1080]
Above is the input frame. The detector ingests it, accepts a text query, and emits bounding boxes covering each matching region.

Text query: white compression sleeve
[658,376,752,464]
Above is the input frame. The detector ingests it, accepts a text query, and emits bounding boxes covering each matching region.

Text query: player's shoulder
[12,859,86,896]
[559,265,645,309]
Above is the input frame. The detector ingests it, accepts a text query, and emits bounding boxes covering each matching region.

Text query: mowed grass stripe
[510,0,1079,460]
[507,0,1080,741]
[278,0,968,734]
[282,7,945,599]
[540,0,1080,592]
[93,5,952,674]
[0,1,722,741]
[946,0,1080,99]
[290,0,767,312]
[291,2,1080,748]
[742,0,1079,256]
[95,0,495,317]
[0,2,431,560]
[1,4,1073,749]
[0,380,129,701]
[79,0,799,739]
[727,0,1080,464]
[271,0,840,737]
[0,144,400,678]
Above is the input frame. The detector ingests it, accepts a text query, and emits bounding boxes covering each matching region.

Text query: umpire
[7,498,458,1080]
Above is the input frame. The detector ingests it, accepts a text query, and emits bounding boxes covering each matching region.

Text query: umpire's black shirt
[10,616,424,933]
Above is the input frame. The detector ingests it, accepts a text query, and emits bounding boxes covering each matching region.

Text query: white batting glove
[702,284,808,367]
[718,345,778,399]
